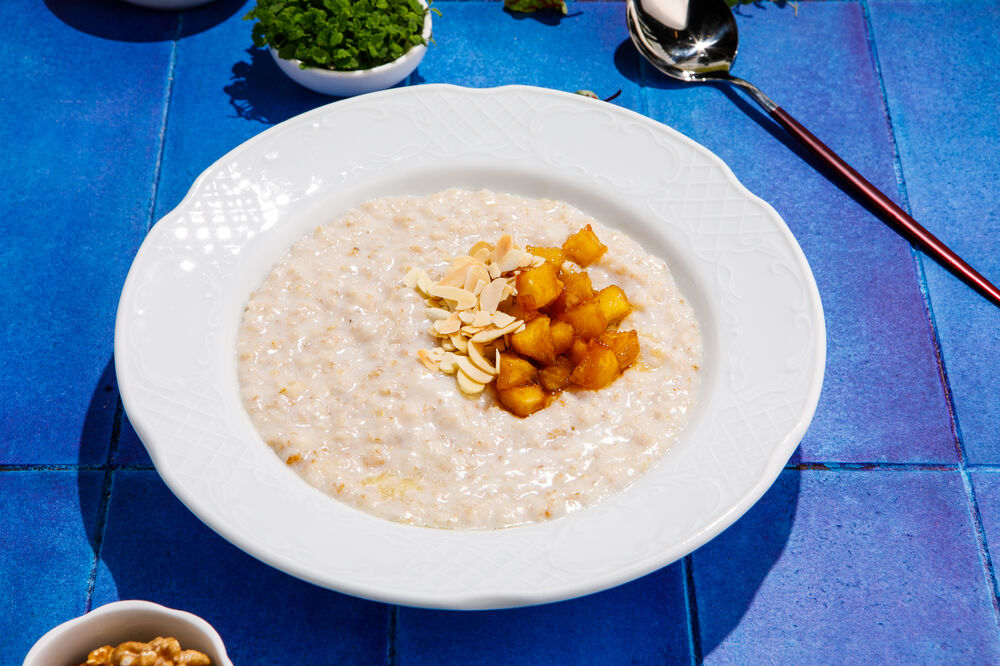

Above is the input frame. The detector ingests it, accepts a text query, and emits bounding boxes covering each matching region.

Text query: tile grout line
[83,398,125,612]
[82,11,184,615]
[858,0,1000,630]
[145,16,184,234]
[0,464,156,471]
[682,555,703,664]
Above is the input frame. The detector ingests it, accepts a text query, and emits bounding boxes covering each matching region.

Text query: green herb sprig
[246,0,433,71]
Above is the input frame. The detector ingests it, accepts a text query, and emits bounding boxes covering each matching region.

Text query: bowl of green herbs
[246,0,434,97]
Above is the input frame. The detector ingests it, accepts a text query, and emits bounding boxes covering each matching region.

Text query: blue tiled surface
[397,566,691,664]
[0,0,171,464]
[1,471,104,659]
[867,0,1000,465]
[92,471,390,664]
[693,470,999,661]
[6,0,1000,662]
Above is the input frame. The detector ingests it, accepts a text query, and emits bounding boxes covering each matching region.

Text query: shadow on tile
[224,46,339,125]
[503,6,584,26]
[45,0,248,43]
[695,470,800,659]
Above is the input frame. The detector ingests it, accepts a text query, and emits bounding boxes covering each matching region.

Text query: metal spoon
[626,0,1000,308]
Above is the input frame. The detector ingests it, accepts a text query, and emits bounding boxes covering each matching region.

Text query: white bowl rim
[23,600,232,666]
[114,84,826,609]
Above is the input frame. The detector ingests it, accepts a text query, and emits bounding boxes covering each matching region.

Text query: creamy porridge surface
[237,189,702,529]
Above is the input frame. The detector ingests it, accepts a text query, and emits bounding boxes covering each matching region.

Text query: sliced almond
[495,349,501,374]
[491,311,516,328]
[457,356,494,384]
[429,285,477,310]
[456,371,486,395]
[496,250,526,275]
[417,349,438,371]
[473,247,492,264]
[463,264,491,292]
[438,353,460,374]
[433,314,461,336]
[458,311,475,324]
[472,310,493,328]
[479,278,508,314]
[440,263,473,288]
[470,318,522,343]
[403,267,420,289]
[467,342,496,375]
[469,241,493,256]
[461,325,486,335]
[490,234,513,265]
[471,279,488,296]
[450,333,468,353]
[425,307,451,321]
[415,270,434,297]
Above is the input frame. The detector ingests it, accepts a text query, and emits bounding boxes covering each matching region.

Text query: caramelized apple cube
[496,352,537,389]
[568,338,589,365]
[557,298,607,340]
[599,330,640,370]
[562,224,607,267]
[527,246,565,268]
[538,357,574,392]
[501,301,538,323]
[549,270,594,317]
[550,320,575,354]
[497,385,547,417]
[595,285,633,326]
[515,263,563,311]
[509,316,556,365]
[570,342,621,390]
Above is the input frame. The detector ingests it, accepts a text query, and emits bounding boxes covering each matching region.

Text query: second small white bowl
[270,2,432,97]
[23,600,232,666]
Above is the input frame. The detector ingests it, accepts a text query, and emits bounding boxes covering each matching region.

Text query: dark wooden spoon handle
[770,105,1000,308]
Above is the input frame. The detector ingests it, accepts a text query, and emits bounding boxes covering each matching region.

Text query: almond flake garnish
[417,349,438,371]
[406,234,540,398]
[403,267,421,289]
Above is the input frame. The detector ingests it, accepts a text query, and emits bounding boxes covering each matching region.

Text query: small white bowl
[23,600,232,666]
[269,1,432,97]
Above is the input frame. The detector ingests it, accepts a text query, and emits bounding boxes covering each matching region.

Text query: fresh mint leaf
[245,0,432,71]
[504,0,568,15]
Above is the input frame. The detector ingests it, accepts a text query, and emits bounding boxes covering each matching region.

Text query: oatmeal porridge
[237,189,702,529]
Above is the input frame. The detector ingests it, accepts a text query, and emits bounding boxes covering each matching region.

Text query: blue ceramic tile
[414,2,643,109]
[969,470,1000,580]
[0,1,172,464]
[113,413,153,466]
[1,470,104,661]
[152,1,331,221]
[91,470,389,664]
[643,1,954,463]
[868,0,1000,464]
[692,469,999,662]
[396,564,691,665]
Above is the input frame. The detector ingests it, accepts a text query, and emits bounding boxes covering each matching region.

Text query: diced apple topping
[406,225,640,416]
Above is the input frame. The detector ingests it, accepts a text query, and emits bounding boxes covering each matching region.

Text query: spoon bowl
[626,0,1000,307]
[628,0,738,81]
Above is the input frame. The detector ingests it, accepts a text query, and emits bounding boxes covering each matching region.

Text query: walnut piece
[78,636,211,666]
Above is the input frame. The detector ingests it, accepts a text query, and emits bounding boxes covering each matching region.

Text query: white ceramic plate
[115,84,825,610]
